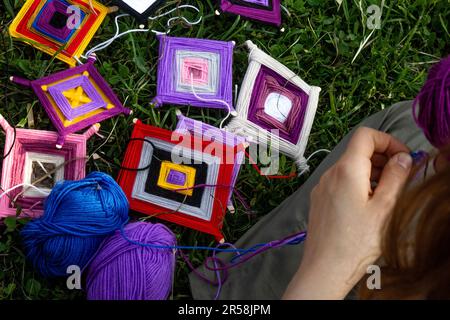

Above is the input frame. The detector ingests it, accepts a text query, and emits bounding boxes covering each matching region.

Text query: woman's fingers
[371,152,413,209]
[371,153,389,168]
[370,167,383,182]
[345,128,412,206]
[339,128,410,188]
[370,154,389,182]
[345,127,410,160]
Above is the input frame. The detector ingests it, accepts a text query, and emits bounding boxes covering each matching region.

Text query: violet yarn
[413,55,450,148]
[86,222,177,300]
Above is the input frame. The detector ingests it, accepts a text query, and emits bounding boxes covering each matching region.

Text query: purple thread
[178,242,239,300]
[178,249,228,287]
[205,231,307,271]
[175,113,246,207]
[413,55,450,148]
[86,221,177,300]
[111,221,307,300]
[180,231,306,300]
[232,188,253,213]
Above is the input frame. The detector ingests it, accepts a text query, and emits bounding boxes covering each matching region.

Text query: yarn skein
[413,55,450,148]
[21,172,129,278]
[86,221,177,300]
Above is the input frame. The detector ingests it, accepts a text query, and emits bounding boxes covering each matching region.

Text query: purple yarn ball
[413,55,450,148]
[86,222,176,300]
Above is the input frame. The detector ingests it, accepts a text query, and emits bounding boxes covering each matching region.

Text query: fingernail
[397,152,413,170]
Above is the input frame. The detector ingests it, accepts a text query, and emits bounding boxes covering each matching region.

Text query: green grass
[0,0,449,300]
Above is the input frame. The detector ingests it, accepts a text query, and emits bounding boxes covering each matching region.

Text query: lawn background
[0,0,449,300]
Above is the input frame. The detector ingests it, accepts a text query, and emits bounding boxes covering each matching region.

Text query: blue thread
[21,172,129,278]
[410,150,429,164]
[120,227,306,257]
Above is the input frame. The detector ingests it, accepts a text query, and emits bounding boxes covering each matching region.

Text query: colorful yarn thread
[85,220,306,300]
[86,221,177,300]
[21,172,129,278]
[16,165,306,299]
[413,55,450,148]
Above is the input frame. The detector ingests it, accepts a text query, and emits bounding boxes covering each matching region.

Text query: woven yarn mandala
[117,120,245,242]
[9,0,108,66]
[11,56,131,148]
[226,40,321,171]
[153,35,235,112]
[0,114,98,218]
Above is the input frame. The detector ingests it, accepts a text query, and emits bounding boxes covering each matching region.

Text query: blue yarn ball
[21,172,129,278]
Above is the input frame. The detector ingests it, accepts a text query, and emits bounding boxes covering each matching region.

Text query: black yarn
[95,137,162,171]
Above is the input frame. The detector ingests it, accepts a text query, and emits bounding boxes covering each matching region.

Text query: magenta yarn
[413,55,450,148]
[86,222,176,300]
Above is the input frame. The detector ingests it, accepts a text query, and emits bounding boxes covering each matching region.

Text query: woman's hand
[283,127,413,300]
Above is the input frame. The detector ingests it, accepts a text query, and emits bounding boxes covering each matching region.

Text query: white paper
[121,0,158,14]
[264,92,292,123]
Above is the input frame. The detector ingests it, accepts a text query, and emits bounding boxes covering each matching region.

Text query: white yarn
[82,5,202,59]
[73,55,84,65]
[156,5,202,27]
[88,0,98,16]
[0,183,50,201]
[83,14,149,58]
[280,5,291,16]
[147,4,201,24]
[296,149,331,176]
[226,40,322,171]
[188,73,237,130]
